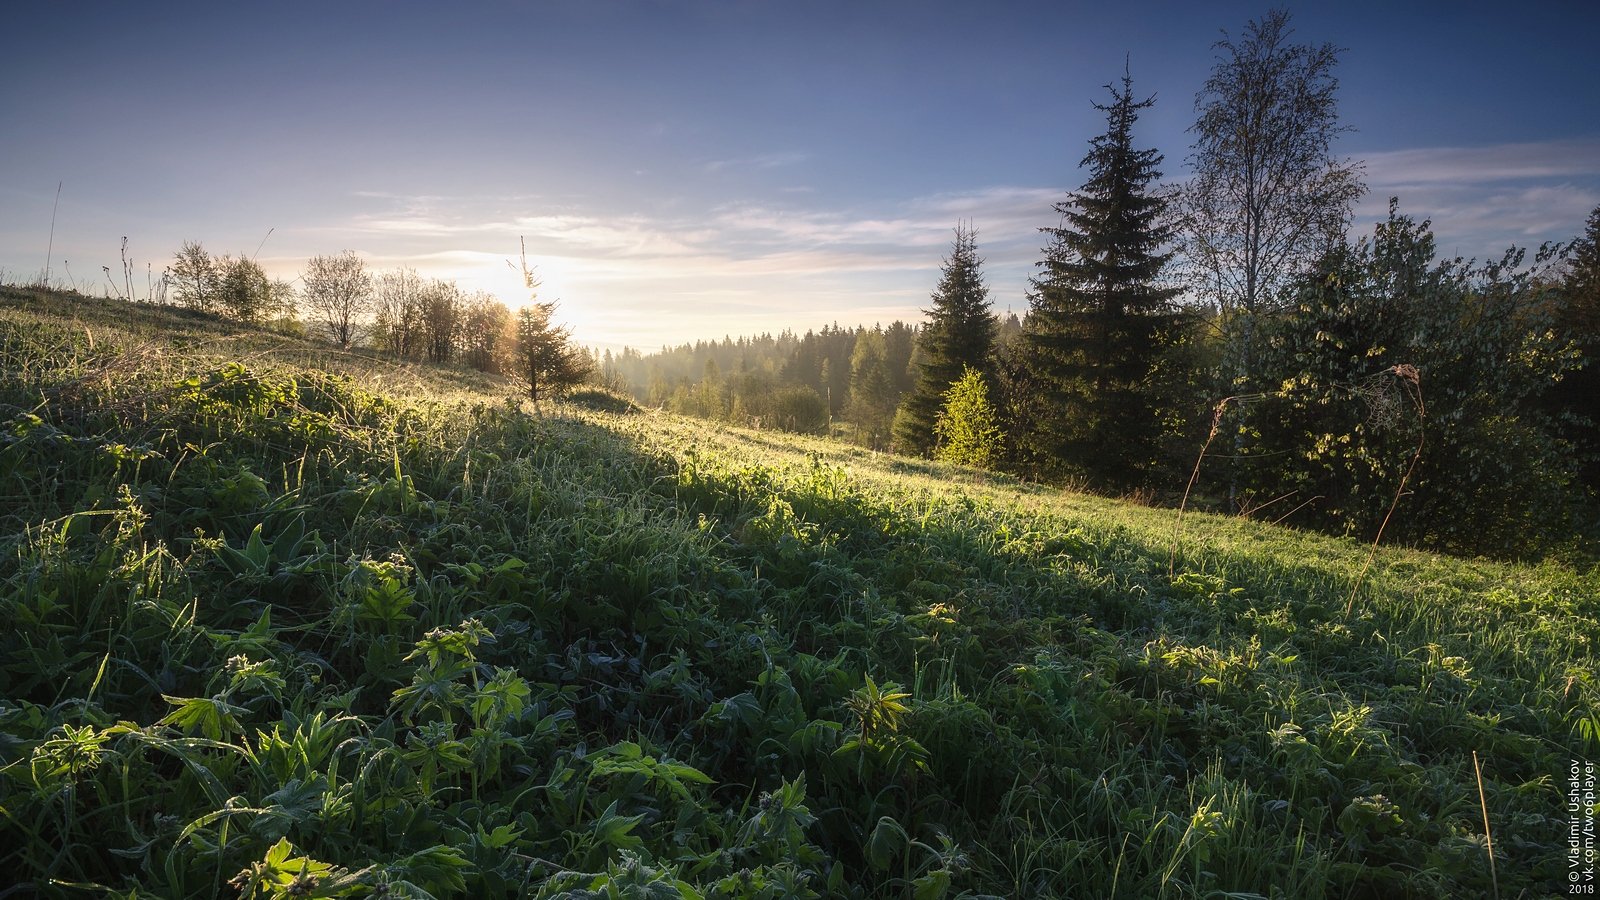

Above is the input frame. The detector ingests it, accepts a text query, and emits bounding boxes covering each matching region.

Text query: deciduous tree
[420,279,463,364]
[1184,8,1364,324]
[169,241,218,314]
[1253,201,1583,554]
[1548,204,1600,491]
[300,251,372,349]
[1183,8,1364,505]
[461,292,514,374]
[215,254,274,324]
[372,267,426,358]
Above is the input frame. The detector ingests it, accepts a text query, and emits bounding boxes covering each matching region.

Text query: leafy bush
[1252,201,1586,555]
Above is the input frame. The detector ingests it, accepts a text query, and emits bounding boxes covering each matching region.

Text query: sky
[3,0,1598,352]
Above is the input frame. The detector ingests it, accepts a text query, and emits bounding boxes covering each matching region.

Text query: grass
[0,284,1594,898]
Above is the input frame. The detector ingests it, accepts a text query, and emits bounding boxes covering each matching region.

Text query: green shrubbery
[1248,203,1588,556]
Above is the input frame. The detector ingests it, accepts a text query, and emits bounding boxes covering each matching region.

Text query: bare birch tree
[1184,8,1364,322]
[372,267,426,358]
[301,250,372,349]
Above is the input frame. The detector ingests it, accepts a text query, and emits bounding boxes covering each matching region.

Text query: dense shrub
[1250,202,1585,556]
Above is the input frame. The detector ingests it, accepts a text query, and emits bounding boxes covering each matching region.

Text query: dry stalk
[1472,750,1499,899]
[1169,398,1227,577]
[1344,364,1424,617]
[43,181,61,288]
[1269,493,1325,526]
[1169,392,1269,577]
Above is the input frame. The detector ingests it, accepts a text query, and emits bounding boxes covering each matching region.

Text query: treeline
[615,217,1599,560]
[602,317,1020,445]
[166,242,299,326]
[610,11,1600,559]
[155,244,593,405]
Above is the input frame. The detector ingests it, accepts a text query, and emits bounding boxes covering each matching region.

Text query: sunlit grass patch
[0,289,1591,897]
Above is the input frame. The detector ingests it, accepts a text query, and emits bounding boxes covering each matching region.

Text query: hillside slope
[1,287,1594,898]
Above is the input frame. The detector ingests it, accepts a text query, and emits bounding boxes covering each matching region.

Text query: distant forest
[598,313,1023,445]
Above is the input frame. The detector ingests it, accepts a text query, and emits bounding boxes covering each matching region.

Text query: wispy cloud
[341,210,715,259]
[1365,138,1600,187]
[1354,183,1600,253]
[703,151,809,173]
[711,185,1059,257]
[711,205,943,249]
[334,183,1063,276]
[297,183,1077,348]
[1356,138,1600,256]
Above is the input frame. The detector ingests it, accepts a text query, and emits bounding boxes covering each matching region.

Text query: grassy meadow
[0,285,1595,898]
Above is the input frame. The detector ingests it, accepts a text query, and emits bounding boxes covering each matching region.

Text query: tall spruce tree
[1024,71,1180,488]
[893,223,997,455]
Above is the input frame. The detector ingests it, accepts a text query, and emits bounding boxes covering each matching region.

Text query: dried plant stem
[44,181,62,287]
[1344,364,1424,617]
[1170,399,1227,577]
[252,227,275,262]
[1169,392,1268,577]
[1473,750,1499,899]
[1269,493,1325,526]
[121,237,134,302]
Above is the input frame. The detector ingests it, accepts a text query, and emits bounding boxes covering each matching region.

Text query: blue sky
[3,1,1597,350]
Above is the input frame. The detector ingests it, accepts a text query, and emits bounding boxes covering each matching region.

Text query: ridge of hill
[1,285,1594,897]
